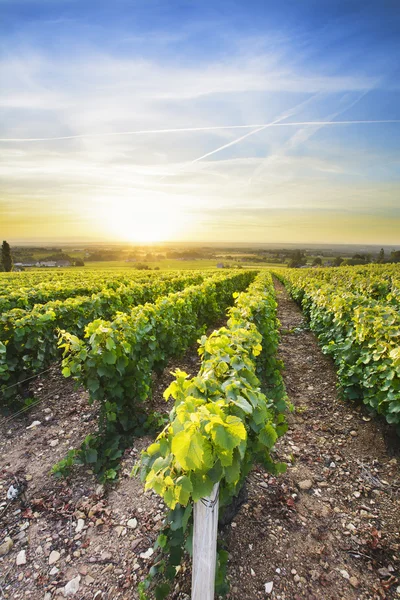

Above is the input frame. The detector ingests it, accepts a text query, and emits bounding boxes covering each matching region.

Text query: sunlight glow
[96,197,191,243]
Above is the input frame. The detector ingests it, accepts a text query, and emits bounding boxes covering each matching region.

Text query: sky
[1,0,400,245]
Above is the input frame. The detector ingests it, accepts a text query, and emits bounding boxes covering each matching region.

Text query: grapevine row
[0,270,214,312]
[135,271,288,598]
[0,267,179,290]
[278,263,400,305]
[0,272,208,402]
[275,265,400,429]
[56,270,255,478]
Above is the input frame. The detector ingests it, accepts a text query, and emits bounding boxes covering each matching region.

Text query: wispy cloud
[0,2,400,244]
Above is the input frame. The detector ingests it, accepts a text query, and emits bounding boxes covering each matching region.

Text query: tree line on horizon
[287,247,400,268]
[1,240,400,271]
[0,241,85,271]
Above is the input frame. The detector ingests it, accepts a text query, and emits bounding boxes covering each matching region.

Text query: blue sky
[1,0,399,244]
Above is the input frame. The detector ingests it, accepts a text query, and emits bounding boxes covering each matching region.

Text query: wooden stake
[191,483,220,600]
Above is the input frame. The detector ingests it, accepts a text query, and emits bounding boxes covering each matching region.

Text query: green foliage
[56,271,255,478]
[275,264,400,428]
[287,250,307,268]
[215,548,230,596]
[0,271,209,404]
[376,248,385,264]
[51,449,79,478]
[135,272,288,597]
[1,241,13,273]
[138,315,287,509]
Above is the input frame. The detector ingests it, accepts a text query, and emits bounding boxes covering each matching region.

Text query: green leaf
[87,378,100,393]
[171,428,206,471]
[181,503,193,532]
[164,487,176,509]
[157,534,168,549]
[106,337,116,350]
[231,395,253,414]
[224,451,241,484]
[103,350,117,365]
[190,473,214,502]
[104,468,118,480]
[231,356,245,371]
[155,583,171,600]
[174,475,193,506]
[85,448,98,464]
[210,417,246,451]
[259,423,278,448]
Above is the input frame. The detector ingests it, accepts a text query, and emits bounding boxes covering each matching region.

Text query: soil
[222,279,400,600]
[0,283,399,600]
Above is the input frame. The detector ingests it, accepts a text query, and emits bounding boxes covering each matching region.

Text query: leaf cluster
[56,271,255,479]
[0,271,207,404]
[135,272,288,598]
[276,264,400,429]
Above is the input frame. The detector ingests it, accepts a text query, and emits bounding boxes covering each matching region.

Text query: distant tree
[390,250,400,263]
[333,256,344,266]
[352,253,371,264]
[376,248,385,264]
[42,252,73,262]
[312,257,322,266]
[73,258,85,267]
[1,240,13,272]
[288,250,307,268]
[342,258,368,266]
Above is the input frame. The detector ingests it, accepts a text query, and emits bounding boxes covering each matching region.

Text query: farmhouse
[36,261,57,267]
[35,260,72,268]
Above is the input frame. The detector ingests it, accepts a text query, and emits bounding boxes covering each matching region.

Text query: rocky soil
[0,281,399,599]
[221,280,400,600]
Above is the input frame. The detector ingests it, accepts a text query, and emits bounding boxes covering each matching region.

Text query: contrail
[158,114,293,181]
[249,88,375,185]
[185,114,292,166]
[188,125,273,165]
[158,123,278,182]
[0,120,399,142]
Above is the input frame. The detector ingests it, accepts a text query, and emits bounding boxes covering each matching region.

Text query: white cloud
[0,30,399,243]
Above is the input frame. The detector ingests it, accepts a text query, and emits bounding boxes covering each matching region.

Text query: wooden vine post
[191,483,220,600]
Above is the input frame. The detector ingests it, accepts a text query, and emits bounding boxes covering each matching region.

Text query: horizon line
[6,240,400,248]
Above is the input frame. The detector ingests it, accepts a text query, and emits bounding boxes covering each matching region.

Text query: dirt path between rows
[223,280,400,600]
[1,286,400,600]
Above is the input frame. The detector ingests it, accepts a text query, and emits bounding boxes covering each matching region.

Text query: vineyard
[274,264,400,429]
[0,265,399,600]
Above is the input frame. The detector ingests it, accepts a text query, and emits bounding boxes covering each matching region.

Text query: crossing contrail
[249,88,377,185]
[157,118,288,181]
[0,119,399,142]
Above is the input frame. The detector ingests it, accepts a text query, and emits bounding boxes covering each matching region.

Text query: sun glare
[97,197,190,243]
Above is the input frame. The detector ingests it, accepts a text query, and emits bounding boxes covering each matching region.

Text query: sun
[96,196,190,243]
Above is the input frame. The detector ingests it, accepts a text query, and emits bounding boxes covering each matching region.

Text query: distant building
[216,263,224,268]
[36,261,57,267]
